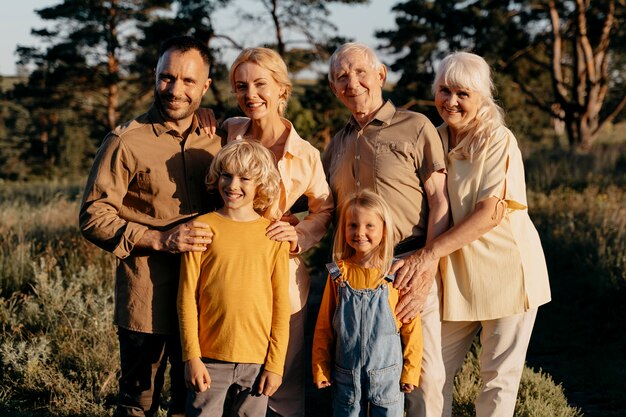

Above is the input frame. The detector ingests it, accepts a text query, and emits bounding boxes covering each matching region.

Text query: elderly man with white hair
[321,42,449,416]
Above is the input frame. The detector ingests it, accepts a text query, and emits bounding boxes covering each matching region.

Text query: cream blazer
[438,124,551,321]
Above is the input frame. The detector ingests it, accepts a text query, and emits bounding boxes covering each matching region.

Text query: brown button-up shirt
[80,104,222,334]
[322,100,446,244]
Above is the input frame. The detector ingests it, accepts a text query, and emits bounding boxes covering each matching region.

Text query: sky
[0,0,398,77]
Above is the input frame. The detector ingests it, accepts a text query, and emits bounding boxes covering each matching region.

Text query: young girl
[177,140,291,417]
[312,189,422,417]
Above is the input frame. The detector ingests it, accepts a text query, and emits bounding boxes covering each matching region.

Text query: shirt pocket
[130,170,156,216]
[374,141,416,180]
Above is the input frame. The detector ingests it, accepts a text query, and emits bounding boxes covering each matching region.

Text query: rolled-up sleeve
[79,134,148,259]
[294,151,334,253]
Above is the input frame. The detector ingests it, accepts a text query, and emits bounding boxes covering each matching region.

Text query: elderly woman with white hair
[396,52,552,416]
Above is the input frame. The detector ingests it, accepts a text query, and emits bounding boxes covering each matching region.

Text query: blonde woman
[395,52,551,416]
[222,47,334,417]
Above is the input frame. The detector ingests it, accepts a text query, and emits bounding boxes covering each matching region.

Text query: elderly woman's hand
[195,107,217,136]
[393,249,439,322]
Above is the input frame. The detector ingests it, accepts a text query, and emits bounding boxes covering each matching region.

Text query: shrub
[529,186,626,289]
[0,255,118,416]
[452,343,583,417]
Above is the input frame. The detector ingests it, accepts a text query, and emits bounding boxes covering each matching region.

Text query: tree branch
[596,92,626,134]
[212,33,244,50]
[509,79,557,117]
[575,0,596,82]
[549,1,569,102]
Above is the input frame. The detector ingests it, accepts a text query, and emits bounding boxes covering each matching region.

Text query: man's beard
[154,88,196,122]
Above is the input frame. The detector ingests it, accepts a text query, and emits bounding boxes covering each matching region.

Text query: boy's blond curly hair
[206,140,280,213]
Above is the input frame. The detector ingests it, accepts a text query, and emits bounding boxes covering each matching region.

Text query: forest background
[0,0,625,416]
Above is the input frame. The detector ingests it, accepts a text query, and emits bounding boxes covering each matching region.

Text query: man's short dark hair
[158,36,211,71]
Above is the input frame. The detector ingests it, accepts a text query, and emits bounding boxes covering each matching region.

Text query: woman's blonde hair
[205,140,280,213]
[333,189,395,276]
[432,51,505,158]
[229,47,293,115]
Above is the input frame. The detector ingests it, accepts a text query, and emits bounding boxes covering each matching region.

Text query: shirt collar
[148,104,201,138]
[282,118,304,159]
[233,117,304,160]
[347,99,396,130]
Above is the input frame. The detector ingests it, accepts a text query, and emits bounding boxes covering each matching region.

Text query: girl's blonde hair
[432,51,505,158]
[333,189,395,276]
[229,47,293,115]
[205,140,280,213]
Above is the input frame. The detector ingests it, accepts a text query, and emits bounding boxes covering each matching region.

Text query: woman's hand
[401,382,415,393]
[195,107,217,136]
[266,219,299,252]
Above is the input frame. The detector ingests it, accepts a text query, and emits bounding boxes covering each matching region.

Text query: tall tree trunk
[107,54,119,130]
[106,0,119,130]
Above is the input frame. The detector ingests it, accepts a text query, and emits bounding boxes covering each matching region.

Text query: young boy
[177,140,291,416]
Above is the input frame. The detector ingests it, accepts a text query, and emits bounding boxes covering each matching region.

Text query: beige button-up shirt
[80,105,222,334]
[439,124,551,321]
[223,117,334,313]
[322,100,446,244]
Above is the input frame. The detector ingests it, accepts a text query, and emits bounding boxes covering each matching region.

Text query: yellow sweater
[312,260,423,386]
[177,212,290,376]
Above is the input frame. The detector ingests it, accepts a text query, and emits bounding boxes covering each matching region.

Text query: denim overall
[326,262,404,417]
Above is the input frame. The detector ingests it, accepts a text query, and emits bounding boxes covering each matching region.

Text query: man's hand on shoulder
[138,220,213,253]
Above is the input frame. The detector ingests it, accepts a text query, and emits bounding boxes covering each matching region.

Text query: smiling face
[434,83,482,138]
[344,205,385,259]
[330,51,386,126]
[154,48,211,129]
[218,170,258,214]
[233,62,286,122]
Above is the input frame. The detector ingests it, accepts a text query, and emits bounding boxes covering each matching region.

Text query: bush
[529,186,626,289]
[452,343,583,417]
[0,256,118,416]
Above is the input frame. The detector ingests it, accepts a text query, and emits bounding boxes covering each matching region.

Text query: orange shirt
[178,212,290,376]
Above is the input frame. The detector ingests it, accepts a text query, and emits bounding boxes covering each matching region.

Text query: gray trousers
[186,360,268,417]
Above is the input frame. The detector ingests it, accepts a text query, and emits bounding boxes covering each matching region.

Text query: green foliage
[0,259,118,416]
[522,140,626,415]
[451,345,583,417]
[289,75,352,150]
[524,141,626,193]
[0,183,119,416]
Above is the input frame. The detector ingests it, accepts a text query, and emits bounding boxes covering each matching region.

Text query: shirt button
[355,155,360,160]
[356,181,361,187]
